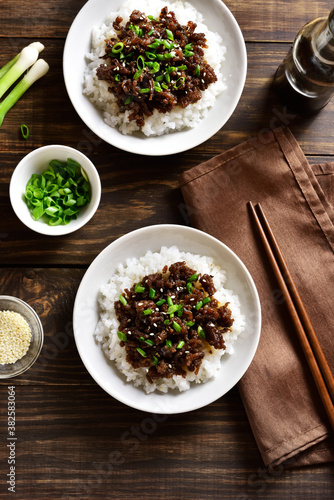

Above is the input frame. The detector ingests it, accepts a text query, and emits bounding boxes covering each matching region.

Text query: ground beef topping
[96,7,218,128]
[115,261,234,383]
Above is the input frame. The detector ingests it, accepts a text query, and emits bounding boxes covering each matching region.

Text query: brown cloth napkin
[179,127,334,467]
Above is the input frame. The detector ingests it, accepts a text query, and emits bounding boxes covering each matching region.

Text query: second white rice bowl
[94,246,245,394]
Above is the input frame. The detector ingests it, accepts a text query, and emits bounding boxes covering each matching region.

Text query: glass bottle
[274,8,334,113]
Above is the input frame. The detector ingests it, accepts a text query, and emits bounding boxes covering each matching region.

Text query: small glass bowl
[0,296,44,378]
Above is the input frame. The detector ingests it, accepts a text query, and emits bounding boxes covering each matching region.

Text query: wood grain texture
[1,0,334,498]
[1,40,334,266]
[0,0,333,41]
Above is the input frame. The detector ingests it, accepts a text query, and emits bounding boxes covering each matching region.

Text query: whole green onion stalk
[0,45,44,99]
[0,42,44,81]
[0,59,49,127]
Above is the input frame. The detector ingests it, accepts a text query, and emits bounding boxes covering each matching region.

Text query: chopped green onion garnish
[149,288,156,299]
[178,65,187,71]
[148,29,154,36]
[203,297,211,305]
[195,301,203,310]
[117,331,127,342]
[163,319,169,325]
[112,42,124,54]
[174,76,185,89]
[197,326,206,339]
[177,340,185,349]
[145,339,155,346]
[20,123,29,139]
[166,29,174,41]
[186,321,195,327]
[137,347,147,357]
[135,283,145,293]
[156,299,166,306]
[166,340,172,348]
[189,273,199,282]
[145,51,156,60]
[142,309,153,316]
[133,69,142,80]
[148,15,156,20]
[167,296,173,307]
[114,74,121,81]
[167,304,179,315]
[184,43,193,50]
[119,295,127,306]
[161,40,172,49]
[172,321,181,333]
[124,95,133,105]
[152,355,159,365]
[150,62,160,74]
[148,40,161,49]
[137,55,145,70]
[184,50,194,57]
[139,88,150,93]
[195,64,201,77]
[187,282,193,294]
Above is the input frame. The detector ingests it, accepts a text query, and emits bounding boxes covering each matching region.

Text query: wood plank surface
[0,0,333,41]
[1,0,334,498]
[1,40,334,266]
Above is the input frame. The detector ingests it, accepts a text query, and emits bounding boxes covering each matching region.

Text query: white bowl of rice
[63,0,247,155]
[73,224,261,414]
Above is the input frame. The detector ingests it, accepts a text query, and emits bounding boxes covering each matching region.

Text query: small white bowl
[9,145,101,236]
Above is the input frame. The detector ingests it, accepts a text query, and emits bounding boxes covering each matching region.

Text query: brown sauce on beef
[115,261,234,384]
[96,7,218,128]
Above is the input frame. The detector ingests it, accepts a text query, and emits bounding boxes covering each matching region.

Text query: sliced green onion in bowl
[24,157,91,226]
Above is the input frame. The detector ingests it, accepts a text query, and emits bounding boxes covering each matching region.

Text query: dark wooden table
[1,0,334,498]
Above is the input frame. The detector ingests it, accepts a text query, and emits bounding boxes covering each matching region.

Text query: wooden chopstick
[248,201,334,431]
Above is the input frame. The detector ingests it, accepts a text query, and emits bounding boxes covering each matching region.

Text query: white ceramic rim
[63,0,247,156]
[73,224,261,413]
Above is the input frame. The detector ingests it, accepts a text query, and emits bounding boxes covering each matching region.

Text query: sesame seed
[0,310,32,364]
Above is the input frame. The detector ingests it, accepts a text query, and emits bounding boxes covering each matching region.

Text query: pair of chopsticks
[248,201,334,431]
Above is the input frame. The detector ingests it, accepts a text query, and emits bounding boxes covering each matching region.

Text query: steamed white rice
[83,0,227,136]
[94,246,245,394]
